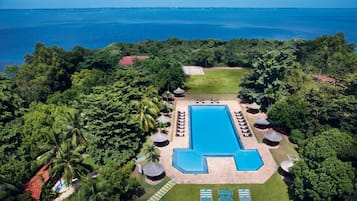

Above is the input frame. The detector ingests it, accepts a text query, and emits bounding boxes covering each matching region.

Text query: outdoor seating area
[176,111,185,136]
[238,188,252,201]
[234,111,252,137]
[200,189,213,201]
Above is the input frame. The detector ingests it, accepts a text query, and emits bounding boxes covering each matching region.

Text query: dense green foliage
[75,161,143,201]
[1,34,356,200]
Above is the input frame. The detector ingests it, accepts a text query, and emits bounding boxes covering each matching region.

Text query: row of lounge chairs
[234,111,252,137]
[176,111,185,136]
[195,99,220,104]
[200,188,252,201]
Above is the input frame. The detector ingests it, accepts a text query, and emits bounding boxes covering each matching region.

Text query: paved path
[159,100,278,184]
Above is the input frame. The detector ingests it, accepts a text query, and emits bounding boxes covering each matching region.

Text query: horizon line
[1,6,357,10]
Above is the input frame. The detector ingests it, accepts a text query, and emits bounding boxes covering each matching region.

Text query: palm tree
[63,111,88,147]
[143,143,160,162]
[37,117,91,186]
[132,97,160,133]
[77,177,110,201]
[36,128,64,165]
[50,143,92,185]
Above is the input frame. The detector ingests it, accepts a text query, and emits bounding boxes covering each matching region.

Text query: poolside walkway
[158,100,278,184]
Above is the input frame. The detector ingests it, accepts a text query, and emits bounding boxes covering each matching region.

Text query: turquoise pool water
[173,105,263,173]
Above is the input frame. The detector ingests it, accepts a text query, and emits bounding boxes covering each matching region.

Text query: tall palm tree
[36,128,64,165]
[143,143,160,163]
[132,97,160,133]
[37,115,91,186]
[50,143,92,185]
[63,111,88,147]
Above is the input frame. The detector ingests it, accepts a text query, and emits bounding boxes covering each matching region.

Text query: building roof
[119,56,148,66]
[24,164,50,200]
[313,75,336,83]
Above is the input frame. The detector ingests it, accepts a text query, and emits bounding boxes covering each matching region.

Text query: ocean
[1,8,357,71]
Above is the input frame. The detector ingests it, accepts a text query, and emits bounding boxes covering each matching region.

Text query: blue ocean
[1,8,357,71]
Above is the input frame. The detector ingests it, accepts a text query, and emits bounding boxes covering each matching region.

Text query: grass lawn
[163,173,291,201]
[185,68,250,94]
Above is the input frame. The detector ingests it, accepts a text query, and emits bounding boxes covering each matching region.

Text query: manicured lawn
[163,173,291,201]
[185,68,250,94]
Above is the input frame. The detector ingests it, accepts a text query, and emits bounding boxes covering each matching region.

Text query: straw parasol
[162,91,174,100]
[264,130,282,142]
[151,132,168,143]
[143,162,165,177]
[247,102,261,110]
[173,87,185,95]
[156,115,170,124]
[280,160,294,173]
[254,117,270,126]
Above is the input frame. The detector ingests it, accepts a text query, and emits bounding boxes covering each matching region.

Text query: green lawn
[163,173,291,201]
[185,68,250,94]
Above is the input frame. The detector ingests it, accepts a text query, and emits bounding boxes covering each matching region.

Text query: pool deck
[158,99,278,184]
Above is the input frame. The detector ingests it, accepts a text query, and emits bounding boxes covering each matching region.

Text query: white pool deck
[158,100,278,184]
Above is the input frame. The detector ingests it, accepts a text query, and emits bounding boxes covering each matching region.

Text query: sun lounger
[238,188,251,201]
[239,122,247,126]
[243,132,252,137]
[238,119,246,123]
[177,125,185,129]
[240,125,248,129]
[200,189,212,201]
[176,132,184,136]
[178,119,185,123]
[218,190,233,201]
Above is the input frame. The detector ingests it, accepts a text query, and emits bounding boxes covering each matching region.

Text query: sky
[0,0,357,9]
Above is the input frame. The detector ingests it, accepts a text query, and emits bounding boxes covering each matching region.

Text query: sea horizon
[1,8,357,71]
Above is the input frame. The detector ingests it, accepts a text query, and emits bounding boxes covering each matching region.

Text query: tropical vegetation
[0,33,356,200]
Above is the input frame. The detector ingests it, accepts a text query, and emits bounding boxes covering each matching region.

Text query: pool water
[173,105,263,173]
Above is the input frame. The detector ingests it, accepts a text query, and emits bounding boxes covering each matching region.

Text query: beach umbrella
[247,102,261,110]
[156,115,171,124]
[280,160,294,173]
[264,130,282,142]
[143,162,165,177]
[254,117,270,126]
[162,91,174,100]
[173,87,185,95]
[151,132,168,143]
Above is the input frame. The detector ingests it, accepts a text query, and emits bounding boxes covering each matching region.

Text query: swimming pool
[173,105,263,173]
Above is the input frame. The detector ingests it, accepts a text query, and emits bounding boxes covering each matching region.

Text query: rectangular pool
[173,105,263,173]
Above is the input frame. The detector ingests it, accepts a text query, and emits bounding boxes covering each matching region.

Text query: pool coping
[158,99,278,184]
[172,105,264,173]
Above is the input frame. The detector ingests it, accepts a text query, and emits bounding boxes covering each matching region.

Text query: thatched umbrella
[143,162,165,177]
[254,117,270,126]
[280,160,294,173]
[247,102,261,110]
[264,130,282,142]
[162,91,174,100]
[156,115,170,124]
[173,87,185,96]
[151,132,168,143]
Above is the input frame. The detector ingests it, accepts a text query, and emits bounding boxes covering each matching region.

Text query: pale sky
[0,0,357,9]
